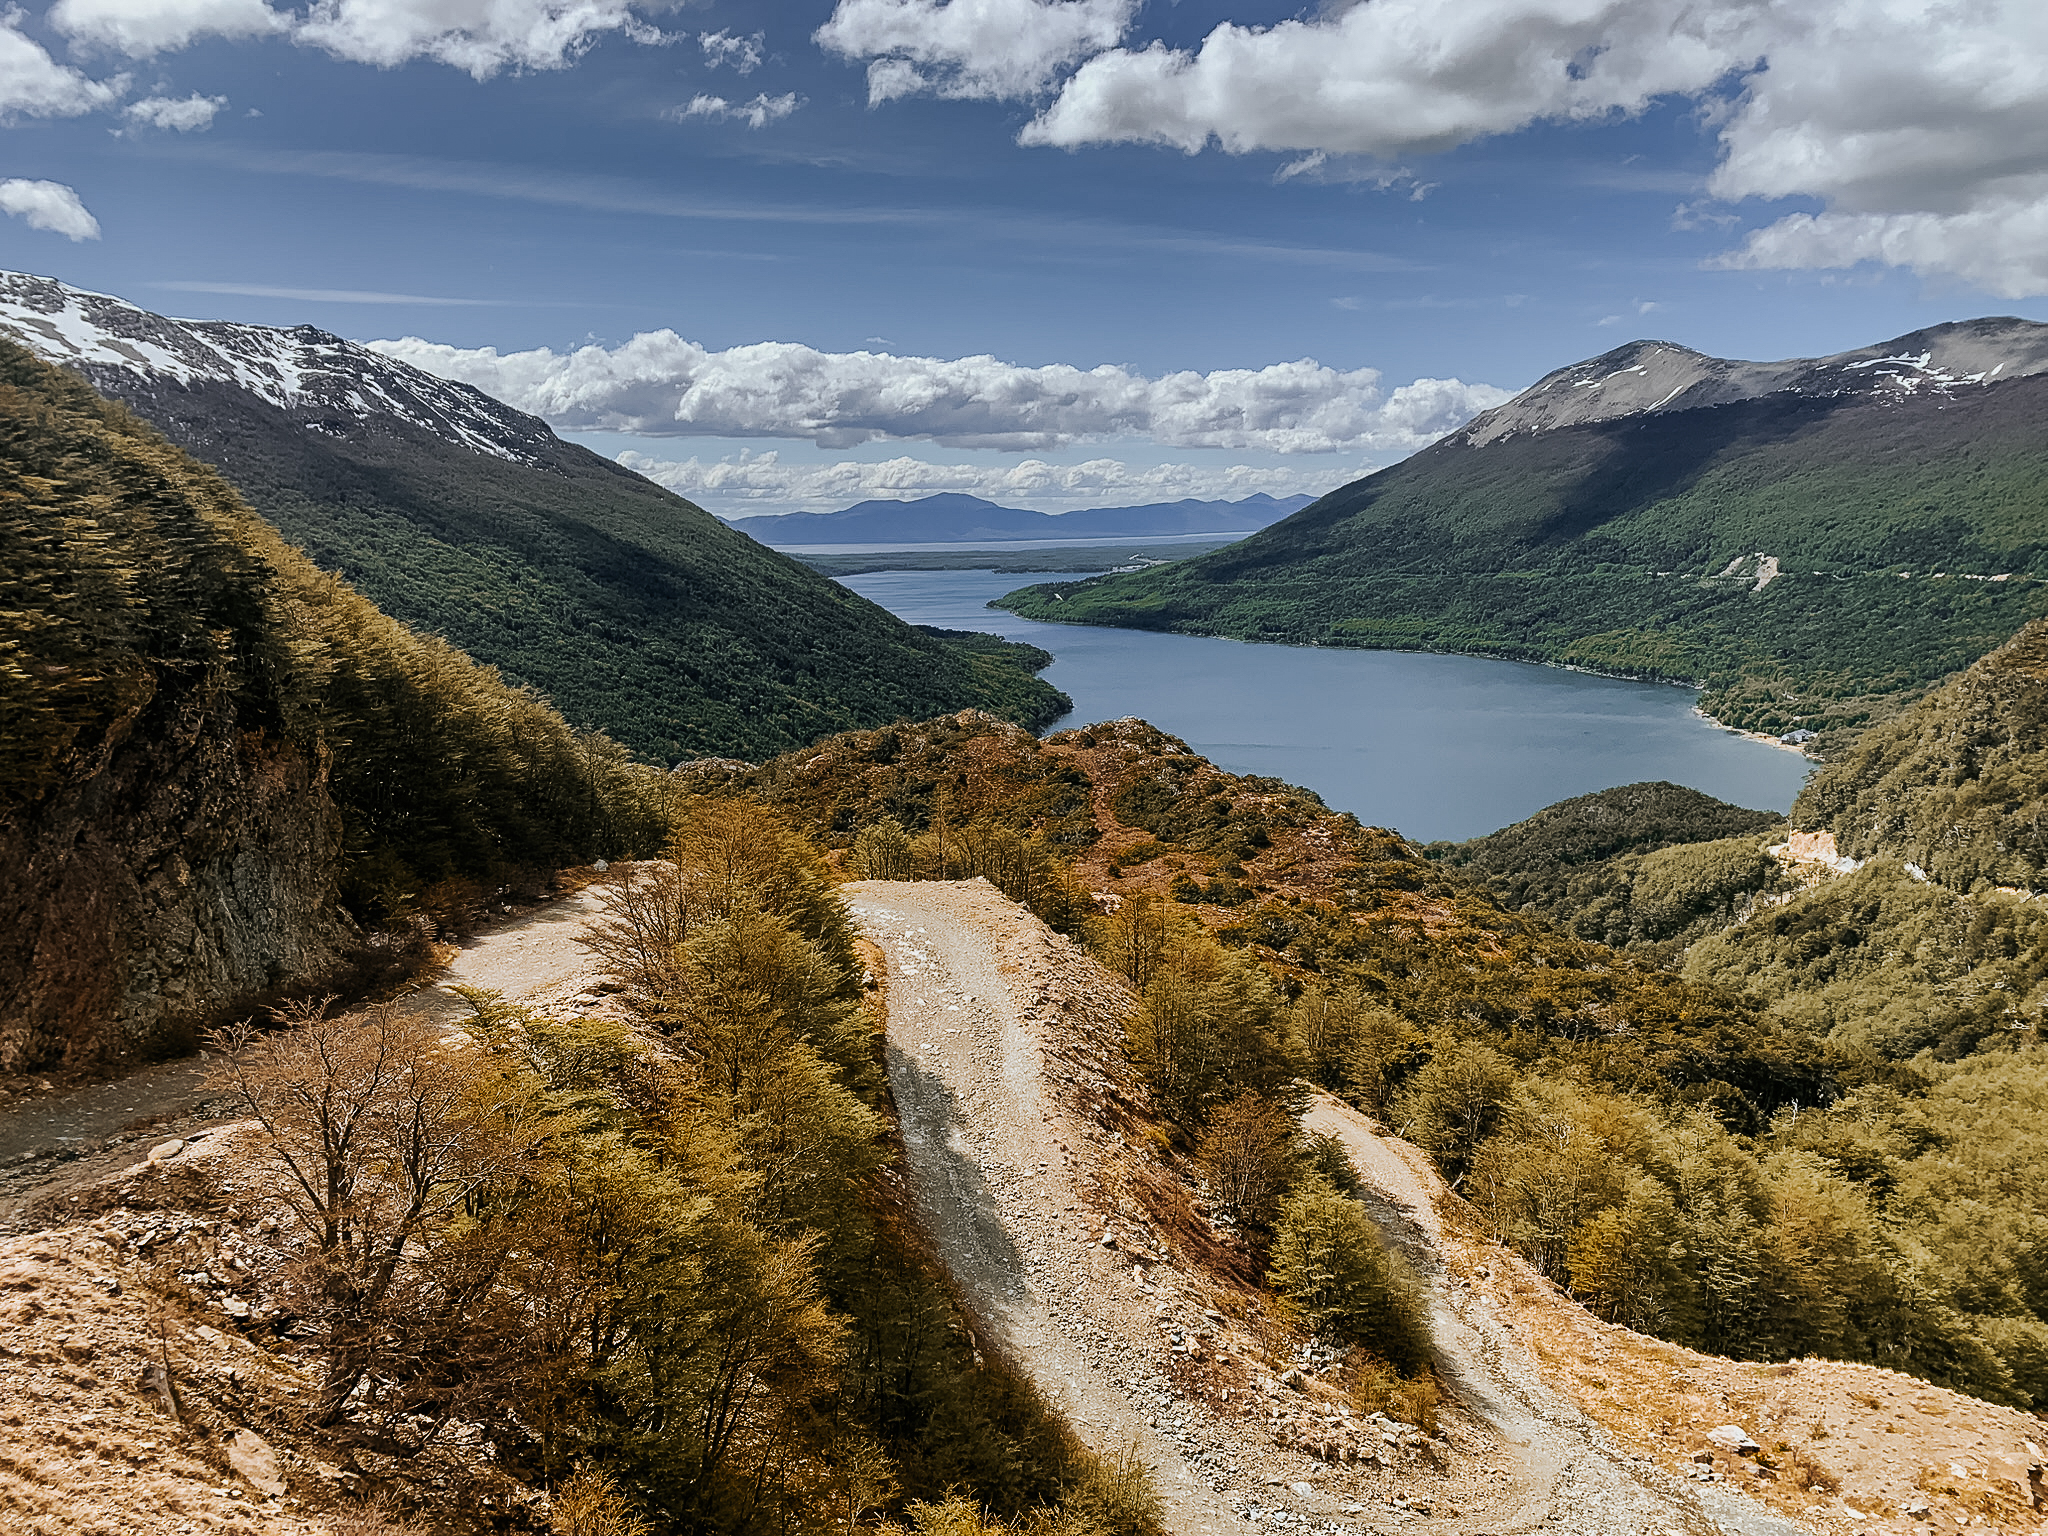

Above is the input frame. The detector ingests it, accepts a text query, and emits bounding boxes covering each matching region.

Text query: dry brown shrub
[550,1467,651,1536]
[1785,1443,1839,1493]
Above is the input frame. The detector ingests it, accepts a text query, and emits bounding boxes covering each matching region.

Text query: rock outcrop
[0,673,355,1074]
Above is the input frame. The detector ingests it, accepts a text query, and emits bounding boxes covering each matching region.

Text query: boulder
[225,1428,286,1497]
[1706,1425,1760,1456]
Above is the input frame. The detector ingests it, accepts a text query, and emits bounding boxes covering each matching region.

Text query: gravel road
[848,879,1251,1536]
[1,888,611,1217]
[848,880,1816,1536]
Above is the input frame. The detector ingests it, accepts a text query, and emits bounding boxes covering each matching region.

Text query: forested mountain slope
[0,340,669,1072]
[1793,617,2048,889]
[683,710,2046,1409]
[0,271,1063,760]
[1678,619,2048,1060]
[1428,782,1786,959]
[1001,321,2048,742]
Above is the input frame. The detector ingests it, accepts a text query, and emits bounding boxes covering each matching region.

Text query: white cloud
[1000,0,2048,297]
[124,92,226,130]
[0,177,100,239]
[699,27,762,74]
[1704,2,2048,298]
[817,0,1133,104]
[1713,197,2048,299]
[50,0,669,76]
[294,0,663,79]
[50,0,285,57]
[1021,0,1761,155]
[0,16,124,117]
[369,330,1511,453]
[617,447,1344,515]
[674,91,801,129]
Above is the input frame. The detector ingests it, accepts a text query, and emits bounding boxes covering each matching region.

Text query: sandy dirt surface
[0,887,610,1228]
[0,887,618,1534]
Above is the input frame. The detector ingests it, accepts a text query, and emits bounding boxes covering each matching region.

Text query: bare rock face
[0,676,356,1074]
[1455,317,2048,446]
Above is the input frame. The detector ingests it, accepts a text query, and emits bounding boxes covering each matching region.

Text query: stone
[1706,1425,1760,1456]
[148,1139,185,1162]
[226,1429,286,1497]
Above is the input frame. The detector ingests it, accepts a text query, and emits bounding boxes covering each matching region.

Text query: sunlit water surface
[839,567,1811,843]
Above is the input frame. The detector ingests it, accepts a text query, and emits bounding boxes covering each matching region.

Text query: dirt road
[847,879,1250,1535]
[0,888,611,1220]
[849,880,1815,1536]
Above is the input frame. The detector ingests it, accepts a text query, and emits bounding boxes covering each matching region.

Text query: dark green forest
[999,377,2048,741]
[1428,782,1788,962]
[93,375,1066,761]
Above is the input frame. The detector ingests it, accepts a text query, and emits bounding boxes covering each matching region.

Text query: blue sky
[3,0,2045,514]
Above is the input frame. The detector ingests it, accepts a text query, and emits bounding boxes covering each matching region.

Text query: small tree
[1270,1176,1432,1373]
[1195,1092,1298,1227]
[209,1000,549,1423]
[1392,1040,1517,1182]
[1090,889,1173,992]
[852,817,914,880]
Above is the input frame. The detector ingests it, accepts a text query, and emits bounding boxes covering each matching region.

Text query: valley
[0,274,1066,762]
[997,324,2048,748]
[4,287,2047,1536]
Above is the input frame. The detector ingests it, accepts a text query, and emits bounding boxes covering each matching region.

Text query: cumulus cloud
[124,92,226,130]
[699,27,762,73]
[1021,0,1762,155]
[369,330,1511,453]
[0,16,124,117]
[817,0,1133,104]
[295,0,665,78]
[0,177,100,239]
[995,0,2048,296]
[674,92,800,129]
[53,0,674,76]
[50,0,285,57]
[1704,2,2048,298]
[617,447,1343,515]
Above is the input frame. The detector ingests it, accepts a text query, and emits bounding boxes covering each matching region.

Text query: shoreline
[993,600,1816,757]
[1694,707,1817,759]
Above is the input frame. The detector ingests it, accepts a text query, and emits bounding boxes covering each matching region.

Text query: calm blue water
[840,567,1812,843]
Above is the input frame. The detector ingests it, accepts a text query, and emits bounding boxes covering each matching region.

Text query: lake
[839,567,1813,843]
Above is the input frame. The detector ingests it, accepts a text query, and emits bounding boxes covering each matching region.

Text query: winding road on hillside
[847,879,1811,1536]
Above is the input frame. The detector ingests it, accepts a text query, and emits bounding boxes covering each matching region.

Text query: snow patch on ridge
[1456,318,2048,447]
[0,270,553,466]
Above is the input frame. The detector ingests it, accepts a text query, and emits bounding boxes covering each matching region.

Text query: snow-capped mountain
[0,271,553,465]
[1456,318,2048,446]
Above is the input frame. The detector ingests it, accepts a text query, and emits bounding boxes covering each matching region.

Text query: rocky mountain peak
[1456,316,2048,446]
[0,270,555,465]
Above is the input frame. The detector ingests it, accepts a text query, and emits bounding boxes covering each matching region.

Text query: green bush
[1270,1176,1432,1373]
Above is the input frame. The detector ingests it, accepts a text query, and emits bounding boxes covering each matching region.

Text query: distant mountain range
[1002,319,2048,746]
[724,491,1314,545]
[0,272,1066,760]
